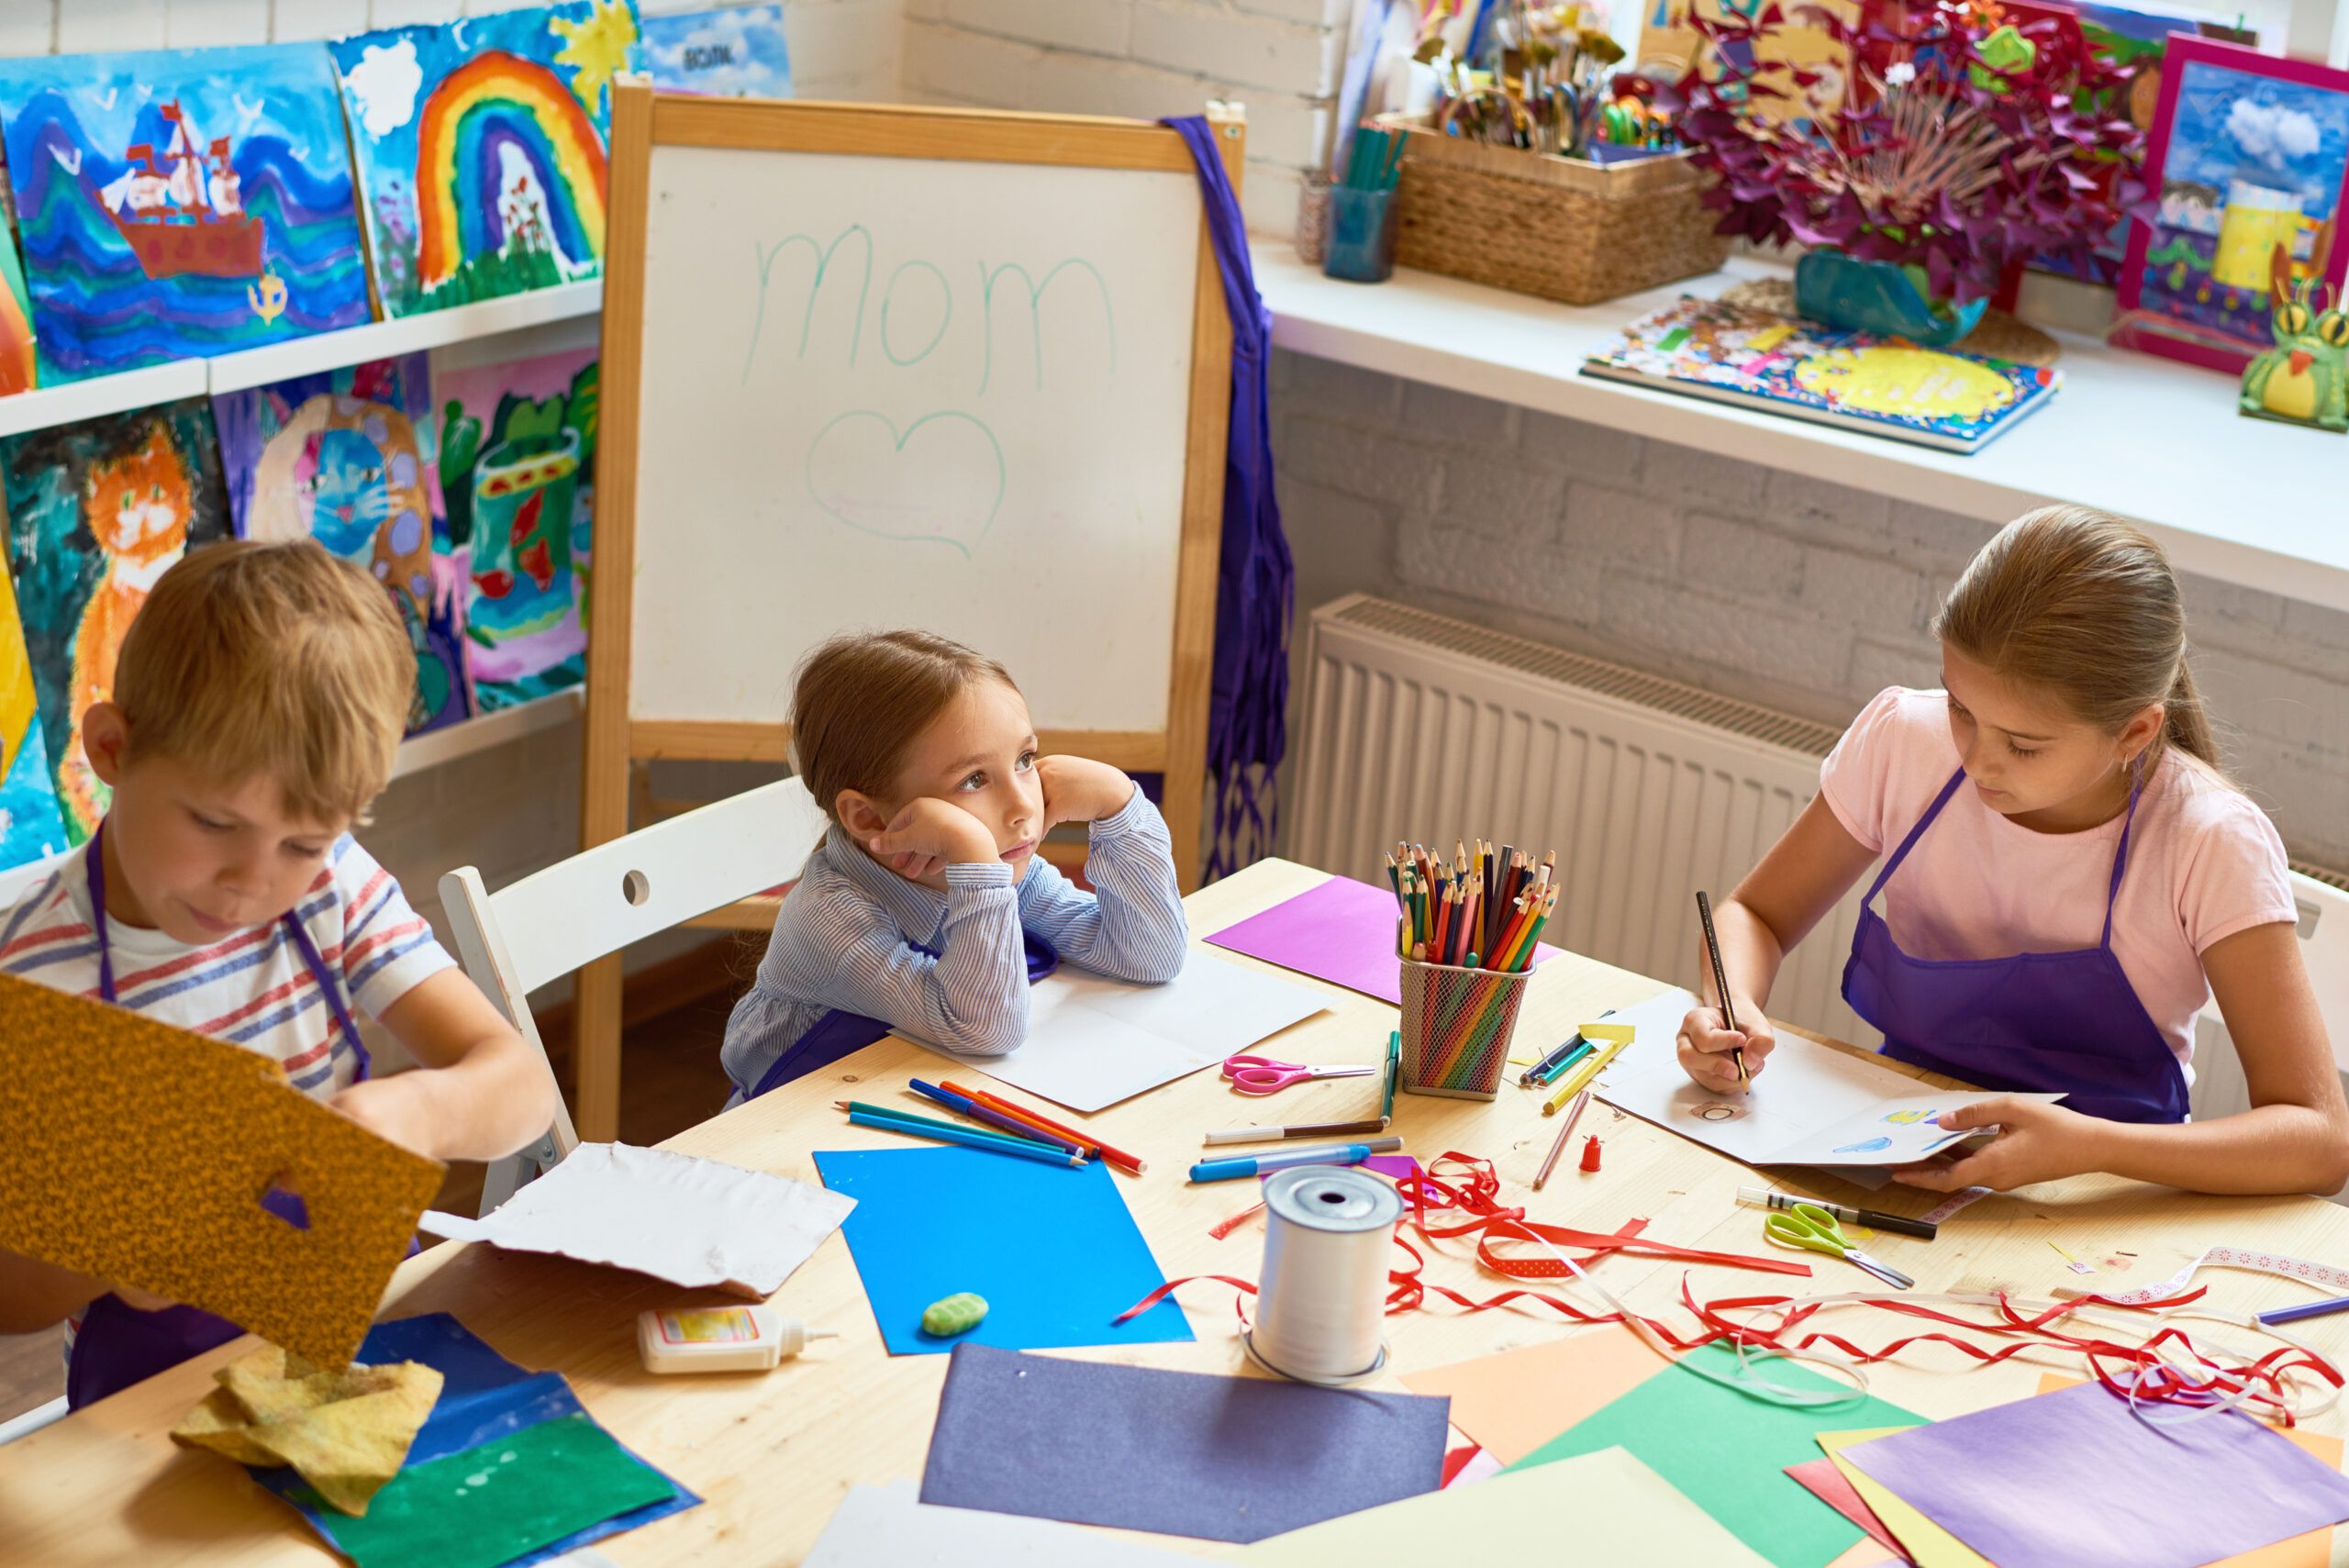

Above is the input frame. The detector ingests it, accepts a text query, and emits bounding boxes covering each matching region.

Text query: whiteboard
[628,144,1206,732]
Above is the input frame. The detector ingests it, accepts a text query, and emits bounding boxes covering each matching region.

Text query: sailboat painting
[0,44,371,384]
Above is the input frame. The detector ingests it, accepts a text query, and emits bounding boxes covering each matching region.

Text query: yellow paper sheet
[0,973,445,1366]
[2034,1375,2341,1568]
[173,1344,443,1515]
[1819,1428,1989,1568]
[1398,1322,1674,1464]
[1227,1445,1771,1564]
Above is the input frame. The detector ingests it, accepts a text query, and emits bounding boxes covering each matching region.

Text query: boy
[0,539,558,1407]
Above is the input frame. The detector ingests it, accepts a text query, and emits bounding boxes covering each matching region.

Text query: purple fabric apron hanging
[747,928,1060,1100]
[1842,766,2189,1126]
[1163,116,1295,883]
[65,826,374,1409]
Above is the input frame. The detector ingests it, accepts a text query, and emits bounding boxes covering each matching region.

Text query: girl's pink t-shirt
[1820,687,2299,1077]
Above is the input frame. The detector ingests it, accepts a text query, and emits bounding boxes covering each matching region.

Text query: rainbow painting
[331,2,638,319]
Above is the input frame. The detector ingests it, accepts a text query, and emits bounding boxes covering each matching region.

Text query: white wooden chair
[439,775,831,1215]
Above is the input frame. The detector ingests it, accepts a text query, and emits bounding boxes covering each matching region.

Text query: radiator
[1288,595,1876,1046]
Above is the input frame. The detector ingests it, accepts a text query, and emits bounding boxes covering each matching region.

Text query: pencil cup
[1323,187,1397,284]
[1397,959,1530,1101]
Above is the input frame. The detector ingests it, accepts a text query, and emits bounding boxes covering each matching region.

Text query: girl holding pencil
[1675,509,2346,1198]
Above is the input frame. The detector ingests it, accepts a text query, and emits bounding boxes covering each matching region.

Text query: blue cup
[1323,187,1397,284]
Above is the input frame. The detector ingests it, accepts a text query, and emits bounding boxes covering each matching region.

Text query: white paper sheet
[912,951,1327,1114]
[803,1480,1200,1567]
[420,1142,855,1296]
[1593,988,2063,1168]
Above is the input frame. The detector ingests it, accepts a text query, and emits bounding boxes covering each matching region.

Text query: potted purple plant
[1679,0,2143,343]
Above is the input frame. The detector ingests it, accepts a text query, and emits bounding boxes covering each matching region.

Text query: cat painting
[0,398,230,841]
[214,354,471,734]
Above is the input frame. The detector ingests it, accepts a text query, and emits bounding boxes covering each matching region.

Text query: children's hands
[1037,755,1134,833]
[1890,1096,2100,1192]
[329,1075,443,1160]
[1676,1002,1774,1094]
[867,796,1001,882]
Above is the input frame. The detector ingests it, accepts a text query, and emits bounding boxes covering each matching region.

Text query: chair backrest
[439,775,830,1212]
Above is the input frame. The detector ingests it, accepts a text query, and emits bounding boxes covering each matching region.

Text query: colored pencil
[1544,1033,1629,1112]
[1696,890,1749,1084]
[836,1103,1087,1167]
[942,1080,1149,1176]
[1203,1118,1391,1144]
[907,1078,1088,1155]
[2257,1292,2349,1327]
[1534,1091,1591,1188]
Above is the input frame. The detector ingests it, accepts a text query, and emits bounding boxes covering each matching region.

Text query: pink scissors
[1222,1051,1377,1095]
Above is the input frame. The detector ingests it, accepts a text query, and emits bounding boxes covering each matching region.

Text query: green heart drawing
[804,409,1007,557]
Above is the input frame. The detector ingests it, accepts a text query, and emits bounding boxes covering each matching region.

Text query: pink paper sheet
[1206,875,1560,1006]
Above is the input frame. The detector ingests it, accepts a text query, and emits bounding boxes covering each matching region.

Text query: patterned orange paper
[0,973,442,1367]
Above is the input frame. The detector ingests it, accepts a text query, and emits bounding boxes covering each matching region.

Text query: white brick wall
[1271,350,2349,872]
[903,0,1341,234]
[6,2,906,102]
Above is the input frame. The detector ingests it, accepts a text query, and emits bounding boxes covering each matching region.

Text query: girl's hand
[1676,1002,1774,1094]
[330,1075,443,1159]
[1037,755,1135,833]
[867,796,999,881]
[1890,1096,2102,1192]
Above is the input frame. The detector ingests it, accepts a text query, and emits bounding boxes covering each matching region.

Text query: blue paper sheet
[253,1312,698,1568]
[813,1147,1194,1355]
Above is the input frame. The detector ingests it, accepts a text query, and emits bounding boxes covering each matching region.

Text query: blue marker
[1188,1139,1398,1184]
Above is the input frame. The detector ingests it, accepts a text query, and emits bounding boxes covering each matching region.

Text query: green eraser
[921,1292,989,1337]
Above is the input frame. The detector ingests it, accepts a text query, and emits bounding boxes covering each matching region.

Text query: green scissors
[1765,1204,1915,1290]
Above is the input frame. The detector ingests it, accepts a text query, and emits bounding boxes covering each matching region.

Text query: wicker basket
[1384,116,1731,306]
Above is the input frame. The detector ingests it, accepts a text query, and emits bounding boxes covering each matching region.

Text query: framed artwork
[642,4,791,99]
[0,44,370,384]
[2115,36,2349,374]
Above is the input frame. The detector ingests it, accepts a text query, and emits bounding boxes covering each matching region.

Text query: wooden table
[7,857,2348,1565]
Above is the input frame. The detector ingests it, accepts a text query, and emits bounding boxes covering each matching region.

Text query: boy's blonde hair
[1934,506,2220,775]
[791,630,1018,827]
[114,539,413,825]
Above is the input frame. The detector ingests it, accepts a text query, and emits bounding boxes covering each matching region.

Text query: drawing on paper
[0,399,230,840]
[0,45,371,383]
[330,1,636,318]
[213,353,471,736]
[436,348,597,711]
[1689,1101,1745,1122]
[1832,1135,1895,1155]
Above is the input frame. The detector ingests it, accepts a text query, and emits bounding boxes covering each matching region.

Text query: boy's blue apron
[1841,766,2188,1126]
[65,826,375,1409]
[1164,116,1295,883]
[747,929,1060,1100]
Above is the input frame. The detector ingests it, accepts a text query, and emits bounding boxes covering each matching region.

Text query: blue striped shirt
[721,787,1187,1098]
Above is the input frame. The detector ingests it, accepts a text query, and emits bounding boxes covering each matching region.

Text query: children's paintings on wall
[213,354,473,738]
[0,562,67,873]
[643,4,792,98]
[0,211,34,397]
[1636,0,1858,127]
[0,46,370,384]
[436,348,596,712]
[329,1,640,320]
[2117,37,2349,374]
[0,399,230,842]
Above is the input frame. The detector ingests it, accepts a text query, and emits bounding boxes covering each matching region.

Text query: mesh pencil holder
[1398,959,1531,1101]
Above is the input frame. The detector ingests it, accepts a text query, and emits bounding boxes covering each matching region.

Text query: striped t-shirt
[0,834,454,1096]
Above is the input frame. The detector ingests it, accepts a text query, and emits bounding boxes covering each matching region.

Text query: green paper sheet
[1507,1342,1923,1568]
[295,1412,678,1568]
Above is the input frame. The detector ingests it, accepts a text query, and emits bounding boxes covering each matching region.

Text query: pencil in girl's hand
[1695,890,1749,1085]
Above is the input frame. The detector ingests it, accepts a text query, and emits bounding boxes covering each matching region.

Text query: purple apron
[1841,766,2188,1125]
[748,928,1059,1100]
[65,827,373,1409]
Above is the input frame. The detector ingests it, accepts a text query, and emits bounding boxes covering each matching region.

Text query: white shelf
[390,685,583,784]
[0,360,208,439]
[207,280,603,395]
[1252,248,2349,615]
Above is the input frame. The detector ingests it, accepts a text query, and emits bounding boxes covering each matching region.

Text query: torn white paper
[421,1142,854,1296]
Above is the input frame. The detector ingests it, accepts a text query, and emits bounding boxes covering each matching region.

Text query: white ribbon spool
[1245,1165,1402,1385]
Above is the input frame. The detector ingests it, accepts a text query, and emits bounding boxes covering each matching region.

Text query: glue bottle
[637,1304,834,1373]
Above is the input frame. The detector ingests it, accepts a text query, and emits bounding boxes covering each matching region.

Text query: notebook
[1581,295,2060,452]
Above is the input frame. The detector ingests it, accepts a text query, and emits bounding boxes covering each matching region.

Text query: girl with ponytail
[1677,507,2347,1195]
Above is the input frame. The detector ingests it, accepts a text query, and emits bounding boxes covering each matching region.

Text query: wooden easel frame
[573,87,1242,1140]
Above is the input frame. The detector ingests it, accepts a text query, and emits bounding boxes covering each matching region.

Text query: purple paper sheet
[1205,874,1559,1006]
[919,1342,1450,1542]
[1840,1381,2349,1568]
